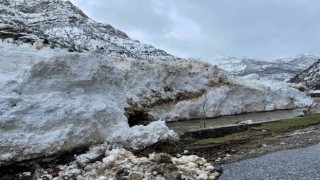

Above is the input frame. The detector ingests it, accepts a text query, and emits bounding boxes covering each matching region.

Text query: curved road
[220,144,320,180]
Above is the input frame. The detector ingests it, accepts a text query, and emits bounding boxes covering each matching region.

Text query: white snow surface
[0,43,179,164]
[149,76,313,122]
[202,55,318,82]
[0,43,313,164]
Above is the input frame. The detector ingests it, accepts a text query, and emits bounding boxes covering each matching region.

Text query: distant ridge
[209,54,318,81]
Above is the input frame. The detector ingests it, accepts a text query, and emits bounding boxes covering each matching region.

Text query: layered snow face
[148,77,313,122]
[0,43,177,165]
[0,0,175,61]
[205,55,318,82]
[0,44,313,164]
[289,60,320,90]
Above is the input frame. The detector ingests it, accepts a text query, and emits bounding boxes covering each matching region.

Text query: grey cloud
[72,0,174,33]
[71,0,320,59]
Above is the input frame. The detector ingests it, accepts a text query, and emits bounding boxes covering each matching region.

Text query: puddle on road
[167,98,320,134]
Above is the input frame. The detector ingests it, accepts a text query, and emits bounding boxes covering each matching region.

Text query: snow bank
[149,77,313,122]
[0,43,177,164]
[0,43,313,164]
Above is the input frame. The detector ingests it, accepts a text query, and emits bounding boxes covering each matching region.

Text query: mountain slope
[289,60,320,90]
[210,55,318,81]
[0,0,175,61]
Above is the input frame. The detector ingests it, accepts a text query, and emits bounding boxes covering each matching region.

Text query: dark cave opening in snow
[128,111,151,127]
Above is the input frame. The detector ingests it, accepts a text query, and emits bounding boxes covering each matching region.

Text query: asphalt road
[220,144,320,180]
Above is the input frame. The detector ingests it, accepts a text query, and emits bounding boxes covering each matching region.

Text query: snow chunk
[126,120,178,149]
[38,148,221,180]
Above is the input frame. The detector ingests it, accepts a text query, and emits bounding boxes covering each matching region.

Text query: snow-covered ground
[200,55,318,82]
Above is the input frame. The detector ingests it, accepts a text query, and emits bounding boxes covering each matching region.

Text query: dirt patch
[124,89,207,119]
[174,113,320,164]
[132,114,320,165]
[133,140,179,157]
[131,115,320,170]
[181,123,259,139]
[0,146,91,179]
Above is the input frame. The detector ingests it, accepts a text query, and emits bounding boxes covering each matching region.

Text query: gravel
[220,144,320,180]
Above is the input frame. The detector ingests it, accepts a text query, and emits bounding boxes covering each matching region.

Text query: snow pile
[289,60,320,90]
[124,120,178,149]
[149,77,313,122]
[234,78,313,108]
[0,42,313,164]
[0,42,178,165]
[36,149,220,180]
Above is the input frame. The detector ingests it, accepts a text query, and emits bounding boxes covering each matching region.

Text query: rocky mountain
[289,60,320,90]
[0,0,313,164]
[209,55,318,81]
[0,0,175,61]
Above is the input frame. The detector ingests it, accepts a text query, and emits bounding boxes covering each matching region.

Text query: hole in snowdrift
[128,112,152,127]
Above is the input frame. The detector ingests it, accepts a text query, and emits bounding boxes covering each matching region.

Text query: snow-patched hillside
[207,55,318,81]
[0,0,175,61]
[289,60,320,90]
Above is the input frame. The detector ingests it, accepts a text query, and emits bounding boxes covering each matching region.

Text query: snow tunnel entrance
[128,111,151,127]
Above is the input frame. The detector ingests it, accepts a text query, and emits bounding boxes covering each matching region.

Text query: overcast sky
[70,0,320,59]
